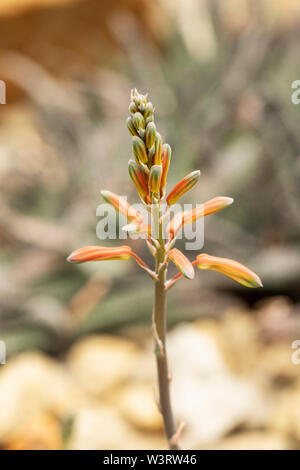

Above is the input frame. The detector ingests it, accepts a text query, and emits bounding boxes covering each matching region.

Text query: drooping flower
[67,245,132,263]
[169,248,195,280]
[196,254,263,288]
[166,170,200,206]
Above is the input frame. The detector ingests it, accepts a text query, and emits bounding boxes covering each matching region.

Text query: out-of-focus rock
[66,404,164,450]
[257,297,300,341]
[67,335,140,396]
[218,309,261,374]
[271,384,300,442]
[206,431,291,450]
[66,405,135,450]
[113,383,163,433]
[0,352,83,439]
[3,412,62,450]
[168,323,267,448]
[257,342,299,386]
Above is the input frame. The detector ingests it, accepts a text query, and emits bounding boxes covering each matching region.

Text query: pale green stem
[153,201,179,450]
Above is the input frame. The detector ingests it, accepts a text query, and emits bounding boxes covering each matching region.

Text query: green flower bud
[153,132,162,165]
[129,102,138,114]
[161,143,172,191]
[128,159,149,200]
[149,165,162,195]
[145,122,156,149]
[144,102,154,120]
[132,112,145,131]
[127,117,138,136]
[132,136,148,164]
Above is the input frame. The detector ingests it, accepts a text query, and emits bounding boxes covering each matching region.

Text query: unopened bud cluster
[127,89,172,203]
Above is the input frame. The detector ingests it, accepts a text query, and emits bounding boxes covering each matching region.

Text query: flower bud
[128,159,149,200]
[147,145,155,167]
[132,136,148,164]
[148,165,162,195]
[144,102,154,120]
[145,122,156,149]
[153,132,162,165]
[166,170,200,205]
[161,143,172,193]
[129,102,138,114]
[132,112,145,131]
[127,117,138,136]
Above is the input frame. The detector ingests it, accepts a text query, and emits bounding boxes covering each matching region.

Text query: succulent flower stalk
[67,89,262,450]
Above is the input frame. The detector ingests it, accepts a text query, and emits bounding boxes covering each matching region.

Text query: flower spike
[67,246,132,263]
[68,89,263,451]
[169,248,195,280]
[166,170,200,206]
[100,190,143,222]
[196,254,263,288]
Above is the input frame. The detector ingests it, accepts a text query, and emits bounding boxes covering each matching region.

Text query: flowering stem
[153,203,179,450]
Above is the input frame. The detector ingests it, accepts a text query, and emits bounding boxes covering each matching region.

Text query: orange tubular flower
[67,245,132,263]
[101,190,143,222]
[167,196,234,239]
[185,197,234,223]
[166,170,200,206]
[196,254,263,288]
[169,248,195,280]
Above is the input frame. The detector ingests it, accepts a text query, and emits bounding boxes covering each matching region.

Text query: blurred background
[0,0,300,450]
